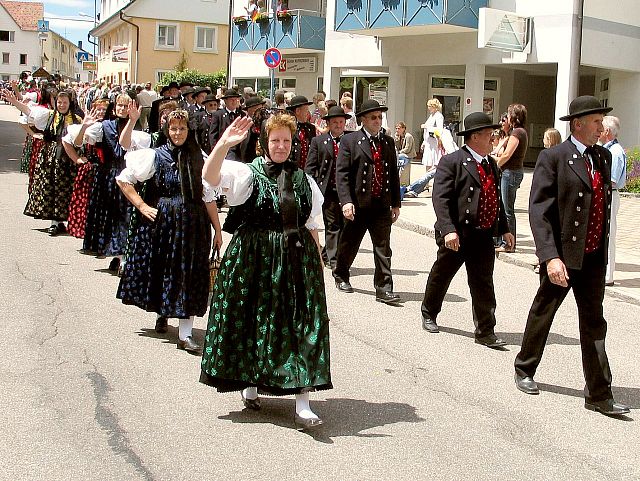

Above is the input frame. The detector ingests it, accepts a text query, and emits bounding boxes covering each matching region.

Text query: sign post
[263,47,281,102]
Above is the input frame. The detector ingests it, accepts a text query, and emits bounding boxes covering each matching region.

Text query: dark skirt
[116,196,212,318]
[20,134,32,174]
[24,141,76,221]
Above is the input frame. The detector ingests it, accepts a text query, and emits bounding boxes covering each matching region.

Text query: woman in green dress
[200,113,332,430]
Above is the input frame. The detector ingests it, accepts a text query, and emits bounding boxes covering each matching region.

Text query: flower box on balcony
[233,16,248,25]
[276,10,292,20]
[253,13,270,23]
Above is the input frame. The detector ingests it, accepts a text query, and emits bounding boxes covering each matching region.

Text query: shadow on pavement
[537,382,640,411]
[437,325,579,347]
[349,287,466,304]
[615,263,640,273]
[350,266,430,278]
[218,397,425,444]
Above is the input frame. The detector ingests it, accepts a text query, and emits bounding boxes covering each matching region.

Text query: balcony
[335,0,488,36]
[232,10,326,53]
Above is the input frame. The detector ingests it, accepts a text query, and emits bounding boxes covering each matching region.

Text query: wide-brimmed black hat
[323,106,351,120]
[244,96,266,109]
[559,95,612,121]
[286,95,313,110]
[160,85,170,95]
[456,112,501,136]
[202,93,219,105]
[356,99,388,117]
[193,86,210,96]
[179,81,194,88]
[167,81,180,89]
[220,88,242,99]
[182,86,196,97]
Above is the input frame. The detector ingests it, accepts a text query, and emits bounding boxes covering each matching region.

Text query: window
[2,52,9,64]
[156,23,178,49]
[0,30,15,42]
[61,44,66,53]
[155,70,172,83]
[19,53,27,65]
[195,26,216,52]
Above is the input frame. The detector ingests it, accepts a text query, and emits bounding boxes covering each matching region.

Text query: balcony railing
[232,10,326,52]
[335,0,487,32]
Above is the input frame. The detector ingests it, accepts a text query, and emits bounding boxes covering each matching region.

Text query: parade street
[1,104,639,481]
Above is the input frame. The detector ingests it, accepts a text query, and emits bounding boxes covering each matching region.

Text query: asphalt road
[1,105,638,481]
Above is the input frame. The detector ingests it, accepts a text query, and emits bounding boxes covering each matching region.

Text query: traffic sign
[263,47,282,69]
[278,59,287,72]
[77,51,90,62]
[37,20,49,33]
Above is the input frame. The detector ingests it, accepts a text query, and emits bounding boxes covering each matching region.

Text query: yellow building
[90,0,229,85]
[42,30,93,82]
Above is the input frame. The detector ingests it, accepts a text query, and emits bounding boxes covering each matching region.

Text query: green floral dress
[200,158,332,395]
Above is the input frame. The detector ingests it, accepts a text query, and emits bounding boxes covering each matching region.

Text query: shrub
[623,146,640,193]
[157,68,226,93]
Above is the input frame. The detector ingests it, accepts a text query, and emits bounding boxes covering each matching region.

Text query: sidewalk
[396,160,640,305]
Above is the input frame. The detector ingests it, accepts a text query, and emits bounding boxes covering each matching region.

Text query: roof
[0,1,44,31]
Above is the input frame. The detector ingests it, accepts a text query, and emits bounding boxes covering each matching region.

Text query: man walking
[420,112,513,348]
[333,99,401,305]
[599,115,626,286]
[514,96,629,417]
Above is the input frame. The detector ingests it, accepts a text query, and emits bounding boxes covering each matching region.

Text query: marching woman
[115,109,222,352]
[62,99,110,238]
[2,88,82,235]
[199,113,332,431]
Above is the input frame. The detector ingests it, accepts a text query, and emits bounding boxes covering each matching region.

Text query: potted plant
[254,12,270,23]
[277,9,292,20]
[233,16,248,25]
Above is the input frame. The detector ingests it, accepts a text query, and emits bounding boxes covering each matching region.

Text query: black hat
[456,112,501,136]
[179,81,194,88]
[182,87,196,97]
[160,85,170,95]
[286,95,313,110]
[193,86,210,96]
[167,81,180,89]
[322,106,351,120]
[559,95,612,121]
[202,93,219,105]
[356,99,388,117]
[244,96,266,109]
[220,88,242,99]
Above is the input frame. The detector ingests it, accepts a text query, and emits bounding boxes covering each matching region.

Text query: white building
[0,0,43,81]
[229,0,640,160]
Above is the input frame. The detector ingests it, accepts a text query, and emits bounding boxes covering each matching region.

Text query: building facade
[0,0,43,81]
[42,30,94,83]
[91,0,230,86]
[229,0,640,158]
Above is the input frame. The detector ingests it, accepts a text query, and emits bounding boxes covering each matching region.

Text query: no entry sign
[264,47,282,69]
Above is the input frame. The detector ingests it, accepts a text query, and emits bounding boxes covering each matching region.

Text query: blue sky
[26,0,96,51]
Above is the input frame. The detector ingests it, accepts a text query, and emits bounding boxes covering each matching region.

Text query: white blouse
[421,111,445,149]
[62,123,104,146]
[202,158,324,230]
[27,105,52,131]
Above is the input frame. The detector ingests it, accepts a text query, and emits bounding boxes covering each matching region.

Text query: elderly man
[421,112,513,348]
[287,95,317,169]
[305,106,352,269]
[333,99,401,305]
[514,96,629,417]
[208,88,245,160]
[599,115,626,286]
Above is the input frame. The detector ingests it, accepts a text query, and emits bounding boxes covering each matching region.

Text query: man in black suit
[421,112,513,348]
[195,93,219,154]
[287,95,316,170]
[149,81,180,133]
[237,95,266,163]
[333,99,401,305]
[305,106,351,269]
[514,96,629,416]
[209,88,245,161]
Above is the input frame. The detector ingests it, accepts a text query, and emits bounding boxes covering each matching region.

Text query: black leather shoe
[335,280,354,293]
[584,399,630,416]
[241,393,261,411]
[422,316,439,333]
[475,334,507,348]
[177,336,202,354]
[155,316,168,334]
[108,257,120,272]
[515,373,539,395]
[47,225,59,236]
[57,223,66,234]
[376,291,401,305]
[294,414,323,431]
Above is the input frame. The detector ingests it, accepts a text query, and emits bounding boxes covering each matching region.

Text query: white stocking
[295,392,319,420]
[242,386,258,400]
[178,316,194,341]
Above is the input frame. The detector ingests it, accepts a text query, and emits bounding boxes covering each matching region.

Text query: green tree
[157,68,227,92]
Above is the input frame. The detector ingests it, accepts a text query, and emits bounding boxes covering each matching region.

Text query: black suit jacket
[292,122,316,167]
[148,95,180,133]
[209,108,246,161]
[195,110,216,154]
[432,147,509,238]
[336,129,401,209]
[305,132,339,196]
[529,138,612,270]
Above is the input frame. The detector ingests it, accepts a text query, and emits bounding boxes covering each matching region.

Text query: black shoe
[422,316,439,333]
[475,334,507,348]
[47,225,60,236]
[376,291,401,305]
[155,316,168,334]
[584,399,630,416]
[177,336,202,354]
[241,393,261,411]
[335,280,354,293]
[57,223,66,234]
[108,257,120,272]
[515,373,539,395]
[294,413,323,431]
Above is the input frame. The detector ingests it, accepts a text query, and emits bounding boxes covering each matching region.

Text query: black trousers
[514,250,612,402]
[333,201,393,293]
[322,190,344,269]
[421,229,497,338]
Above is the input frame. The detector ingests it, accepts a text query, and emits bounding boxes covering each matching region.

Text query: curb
[394,217,640,307]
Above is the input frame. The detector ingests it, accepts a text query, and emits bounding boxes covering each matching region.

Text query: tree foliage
[156,68,227,92]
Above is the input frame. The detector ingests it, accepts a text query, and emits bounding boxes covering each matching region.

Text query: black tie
[481,158,491,175]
